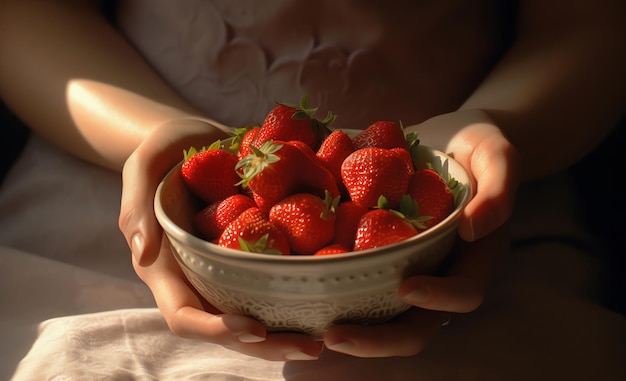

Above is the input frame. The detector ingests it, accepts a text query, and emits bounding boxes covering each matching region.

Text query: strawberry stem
[280,95,337,143]
[320,190,341,220]
[182,140,221,161]
[235,140,282,187]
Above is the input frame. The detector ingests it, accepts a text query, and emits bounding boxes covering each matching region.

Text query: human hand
[323,109,521,357]
[402,110,520,315]
[412,109,522,243]
[323,223,509,357]
[118,118,323,360]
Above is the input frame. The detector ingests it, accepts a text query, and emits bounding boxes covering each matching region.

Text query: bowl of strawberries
[154,97,471,338]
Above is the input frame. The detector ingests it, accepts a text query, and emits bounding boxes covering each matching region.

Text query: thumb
[455,131,521,242]
[118,118,231,265]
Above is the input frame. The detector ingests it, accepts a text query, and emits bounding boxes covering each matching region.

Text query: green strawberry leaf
[207,139,222,150]
[397,194,419,220]
[321,190,341,219]
[398,194,432,230]
[238,234,283,255]
[228,125,256,154]
[182,139,223,161]
[405,131,420,150]
[375,195,390,210]
[377,194,433,230]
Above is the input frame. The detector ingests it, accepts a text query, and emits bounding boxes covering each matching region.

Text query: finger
[399,224,509,312]
[137,236,322,361]
[153,293,323,360]
[132,234,264,341]
[458,133,521,242]
[226,333,325,361]
[399,275,486,313]
[120,151,164,266]
[324,308,448,357]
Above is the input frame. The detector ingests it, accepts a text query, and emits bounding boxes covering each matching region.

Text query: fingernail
[401,286,430,304]
[238,333,266,343]
[284,351,319,361]
[131,233,145,263]
[325,340,356,354]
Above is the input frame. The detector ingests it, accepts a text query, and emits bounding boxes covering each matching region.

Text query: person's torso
[114,0,517,129]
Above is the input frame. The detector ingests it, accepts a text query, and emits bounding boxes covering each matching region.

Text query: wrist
[126,117,231,172]
[408,109,498,154]
[155,116,233,136]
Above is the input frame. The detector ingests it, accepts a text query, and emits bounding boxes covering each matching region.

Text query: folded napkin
[10,309,288,381]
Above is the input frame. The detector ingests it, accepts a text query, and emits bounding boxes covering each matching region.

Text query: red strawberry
[218,207,291,255]
[352,120,409,151]
[333,200,369,250]
[316,129,355,185]
[181,142,241,204]
[286,139,319,161]
[407,169,455,231]
[194,194,256,241]
[341,147,411,209]
[314,243,350,256]
[236,126,261,160]
[269,192,339,254]
[254,96,335,151]
[237,140,339,213]
[354,209,418,251]
[390,147,415,174]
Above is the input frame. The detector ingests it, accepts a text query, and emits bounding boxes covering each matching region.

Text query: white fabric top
[113,0,510,129]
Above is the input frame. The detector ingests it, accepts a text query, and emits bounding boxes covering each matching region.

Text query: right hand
[118,119,324,360]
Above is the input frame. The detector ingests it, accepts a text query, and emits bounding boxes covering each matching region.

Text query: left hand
[323,224,510,357]
[119,119,325,360]
[410,109,522,242]
[322,109,521,357]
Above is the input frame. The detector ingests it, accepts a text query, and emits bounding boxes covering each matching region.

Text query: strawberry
[316,129,355,187]
[181,141,241,204]
[406,169,455,231]
[237,140,339,213]
[333,200,369,250]
[286,139,319,161]
[353,208,418,251]
[235,126,261,160]
[352,120,409,151]
[194,194,256,241]
[218,207,291,255]
[269,191,339,254]
[390,147,415,174]
[253,96,335,151]
[314,243,350,256]
[341,147,411,209]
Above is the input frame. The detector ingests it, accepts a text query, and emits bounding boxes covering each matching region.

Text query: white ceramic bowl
[154,143,471,338]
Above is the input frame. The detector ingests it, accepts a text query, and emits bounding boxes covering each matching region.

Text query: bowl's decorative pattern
[167,221,456,337]
[178,263,409,338]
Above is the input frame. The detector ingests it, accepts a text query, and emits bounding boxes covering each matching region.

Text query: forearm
[460,0,626,181]
[0,0,226,171]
